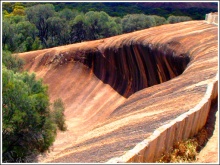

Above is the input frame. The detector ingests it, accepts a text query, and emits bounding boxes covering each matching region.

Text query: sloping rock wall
[81,43,190,97]
[18,18,218,163]
[107,76,218,163]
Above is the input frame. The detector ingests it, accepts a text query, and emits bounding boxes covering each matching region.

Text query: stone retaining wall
[107,74,218,163]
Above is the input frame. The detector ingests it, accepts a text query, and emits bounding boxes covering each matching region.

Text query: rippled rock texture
[18,20,218,163]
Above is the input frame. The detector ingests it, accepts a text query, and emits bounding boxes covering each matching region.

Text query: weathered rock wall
[82,44,189,97]
[107,75,218,163]
[18,19,218,163]
[205,12,218,24]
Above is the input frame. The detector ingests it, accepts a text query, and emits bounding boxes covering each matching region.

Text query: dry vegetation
[156,130,207,163]
[157,101,217,163]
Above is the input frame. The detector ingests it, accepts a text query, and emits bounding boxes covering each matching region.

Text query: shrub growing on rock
[52,98,67,131]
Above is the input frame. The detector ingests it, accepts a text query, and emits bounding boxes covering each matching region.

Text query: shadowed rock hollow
[18,20,218,163]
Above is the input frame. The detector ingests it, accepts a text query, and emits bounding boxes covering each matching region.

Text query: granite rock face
[205,12,218,24]
[18,19,218,163]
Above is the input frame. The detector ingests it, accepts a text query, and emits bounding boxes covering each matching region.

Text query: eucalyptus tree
[85,11,122,39]
[70,14,88,43]
[59,8,78,21]
[47,16,67,47]
[122,14,154,33]
[25,4,55,47]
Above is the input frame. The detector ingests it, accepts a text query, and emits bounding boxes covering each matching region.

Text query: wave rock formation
[19,19,218,163]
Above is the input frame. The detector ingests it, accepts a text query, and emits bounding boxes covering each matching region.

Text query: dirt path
[195,102,219,163]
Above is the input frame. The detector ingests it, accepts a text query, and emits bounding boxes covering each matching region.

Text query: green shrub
[2,50,24,72]
[167,15,192,24]
[52,99,67,131]
[2,67,57,162]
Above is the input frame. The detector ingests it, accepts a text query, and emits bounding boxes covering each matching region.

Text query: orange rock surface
[18,20,218,163]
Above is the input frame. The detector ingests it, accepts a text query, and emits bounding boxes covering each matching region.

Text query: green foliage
[122,14,159,33]
[14,20,38,52]
[47,16,64,46]
[59,8,78,21]
[3,2,209,53]
[2,2,14,13]
[52,99,67,131]
[84,11,122,40]
[6,15,25,24]
[70,14,88,43]
[2,52,61,162]
[12,5,25,16]
[167,15,192,24]
[2,18,15,50]
[2,50,24,72]
[3,2,217,20]
[151,15,167,26]
[2,67,57,162]
[25,4,55,47]
[3,16,38,52]
[32,37,43,50]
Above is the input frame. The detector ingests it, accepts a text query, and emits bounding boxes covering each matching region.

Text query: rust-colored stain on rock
[18,20,218,163]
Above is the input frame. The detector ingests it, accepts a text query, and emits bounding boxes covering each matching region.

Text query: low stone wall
[107,74,218,163]
[205,12,218,25]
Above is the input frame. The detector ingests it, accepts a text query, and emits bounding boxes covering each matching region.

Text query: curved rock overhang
[18,20,218,163]
[82,42,190,98]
